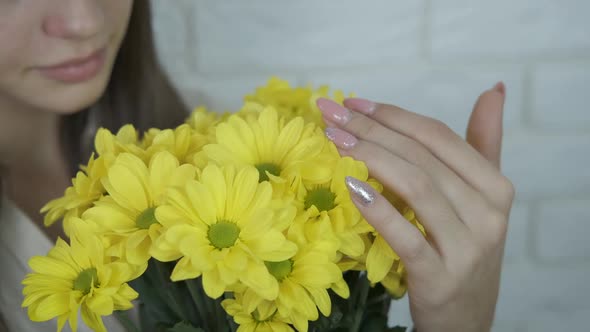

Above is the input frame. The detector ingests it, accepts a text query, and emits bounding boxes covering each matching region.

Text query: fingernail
[343,98,377,115]
[316,98,351,125]
[325,127,358,149]
[345,176,376,206]
[493,81,506,96]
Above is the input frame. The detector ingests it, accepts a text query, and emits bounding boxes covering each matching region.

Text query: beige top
[0,194,126,332]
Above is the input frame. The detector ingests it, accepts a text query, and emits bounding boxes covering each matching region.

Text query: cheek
[0,5,46,108]
[106,0,134,41]
[0,9,37,87]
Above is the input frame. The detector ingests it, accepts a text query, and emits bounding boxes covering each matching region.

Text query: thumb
[466,82,506,169]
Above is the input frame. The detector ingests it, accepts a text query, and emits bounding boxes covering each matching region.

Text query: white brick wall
[151,1,590,331]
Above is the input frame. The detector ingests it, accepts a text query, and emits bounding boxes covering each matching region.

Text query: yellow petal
[274,116,304,163]
[86,294,114,316]
[366,235,395,284]
[239,263,278,300]
[306,287,331,317]
[28,292,70,321]
[148,151,180,200]
[225,166,259,220]
[103,163,148,212]
[28,256,77,279]
[81,305,107,332]
[170,257,201,281]
[202,269,225,299]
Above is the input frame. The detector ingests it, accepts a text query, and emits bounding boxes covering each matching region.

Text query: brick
[192,1,423,73]
[532,64,590,131]
[303,66,524,135]
[503,204,530,263]
[431,0,590,59]
[491,321,523,332]
[502,135,590,200]
[495,263,590,323]
[525,309,590,331]
[534,199,590,262]
[151,0,193,74]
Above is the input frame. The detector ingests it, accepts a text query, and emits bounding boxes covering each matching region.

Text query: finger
[342,96,511,212]
[325,127,469,257]
[467,82,506,169]
[344,175,442,275]
[317,98,489,230]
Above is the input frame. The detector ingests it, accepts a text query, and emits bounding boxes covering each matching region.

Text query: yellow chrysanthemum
[94,125,146,161]
[337,205,423,298]
[243,77,353,127]
[238,236,346,332]
[41,154,113,234]
[151,165,298,300]
[203,106,333,191]
[367,206,424,297]
[222,293,293,332]
[185,106,227,139]
[22,222,140,332]
[144,124,208,164]
[365,206,418,283]
[82,151,196,266]
[290,157,376,258]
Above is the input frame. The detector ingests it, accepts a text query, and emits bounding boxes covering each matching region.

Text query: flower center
[136,207,158,229]
[265,259,293,282]
[255,163,281,182]
[73,267,99,295]
[208,221,240,249]
[304,187,336,212]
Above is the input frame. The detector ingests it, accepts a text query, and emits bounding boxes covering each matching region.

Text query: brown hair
[60,1,189,174]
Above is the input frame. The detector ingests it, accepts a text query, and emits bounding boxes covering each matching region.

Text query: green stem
[224,293,239,332]
[152,260,190,322]
[213,296,229,332]
[350,273,371,332]
[114,310,140,332]
[185,278,211,331]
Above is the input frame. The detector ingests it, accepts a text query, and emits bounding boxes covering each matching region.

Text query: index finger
[343,98,512,212]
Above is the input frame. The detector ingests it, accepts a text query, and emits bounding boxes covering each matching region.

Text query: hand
[316,82,514,332]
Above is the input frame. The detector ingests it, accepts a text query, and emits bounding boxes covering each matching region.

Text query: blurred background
[150,1,590,331]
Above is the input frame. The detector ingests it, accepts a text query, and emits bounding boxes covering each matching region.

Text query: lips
[38,48,107,84]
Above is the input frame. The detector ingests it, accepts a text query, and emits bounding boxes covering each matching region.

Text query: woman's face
[0,0,133,114]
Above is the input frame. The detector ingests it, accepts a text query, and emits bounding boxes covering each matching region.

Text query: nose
[43,0,105,40]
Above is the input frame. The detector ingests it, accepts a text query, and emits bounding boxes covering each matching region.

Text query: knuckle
[425,118,454,140]
[497,176,516,200]
[403,169,435,203]
[485,209,509,246]
[430,281,461,308]
[401,233,429,263]
[351,115,381,139]
[463,243,484,267]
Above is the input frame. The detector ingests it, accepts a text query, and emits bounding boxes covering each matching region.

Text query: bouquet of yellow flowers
[23,78,423,332]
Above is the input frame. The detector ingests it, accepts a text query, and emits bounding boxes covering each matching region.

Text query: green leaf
[387,326,408,332]
[360,313,389,332]
[167,321,206,332]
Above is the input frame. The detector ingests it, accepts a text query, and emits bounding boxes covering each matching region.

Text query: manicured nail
[345,176,376,206]
[316,98,351,125]
[493,81,506,96]
[325,127,358,149]
[343,98,377,115]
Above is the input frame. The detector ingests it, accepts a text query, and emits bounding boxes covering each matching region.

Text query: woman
[0,1,187,331]
[0,1,514,332]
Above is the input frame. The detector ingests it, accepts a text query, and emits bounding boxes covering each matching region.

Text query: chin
[33,67,112,115]
[47,84,108,115]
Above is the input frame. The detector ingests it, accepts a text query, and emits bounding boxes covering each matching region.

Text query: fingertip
[345,176,377,207]
[493,81,506,96]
